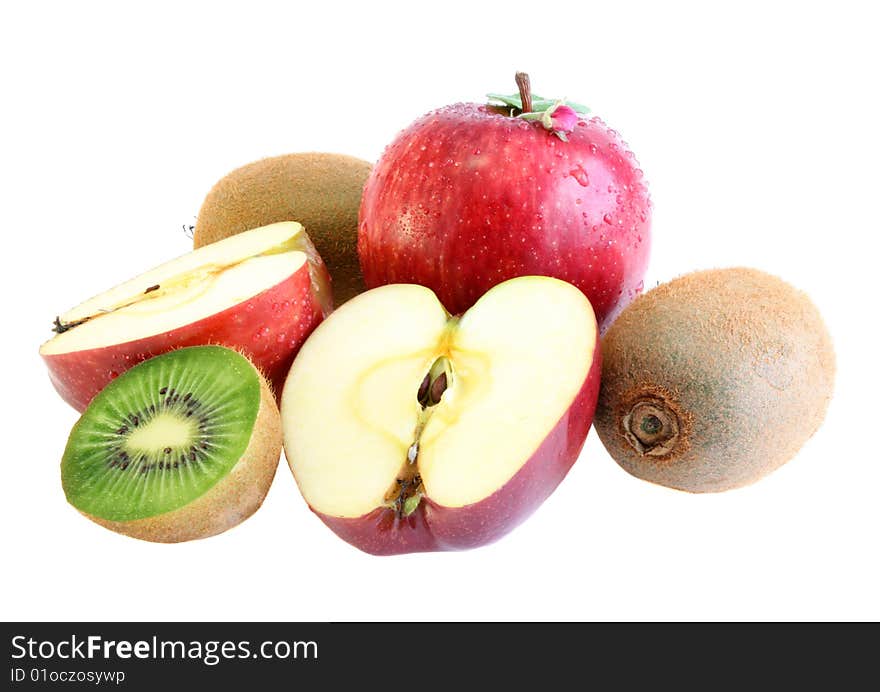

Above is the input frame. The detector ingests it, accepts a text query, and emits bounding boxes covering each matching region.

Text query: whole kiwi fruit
[193,152,372,304]
[61,346,282,542]
[595,267,835,492]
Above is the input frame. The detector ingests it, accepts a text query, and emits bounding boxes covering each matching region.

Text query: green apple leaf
[487,92,590,114]
[487,92,545,110]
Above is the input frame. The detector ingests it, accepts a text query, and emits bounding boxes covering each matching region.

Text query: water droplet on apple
[603,213,613,225]
[569,166,590,187]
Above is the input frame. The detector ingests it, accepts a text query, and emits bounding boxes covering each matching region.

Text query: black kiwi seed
[99,387,220,476]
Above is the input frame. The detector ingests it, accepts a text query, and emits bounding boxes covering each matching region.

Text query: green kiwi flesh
[62,346,264,524]
[595,267,835,493]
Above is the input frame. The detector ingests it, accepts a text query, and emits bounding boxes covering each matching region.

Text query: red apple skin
[314,347,601,556]
[42,264,326,411]
[359,103,651,332]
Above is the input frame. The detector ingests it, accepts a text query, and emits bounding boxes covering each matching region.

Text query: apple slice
[281,276,600,555]
[41,222,331,411]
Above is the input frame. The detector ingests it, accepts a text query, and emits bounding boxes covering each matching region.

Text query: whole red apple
[358,73,651,331]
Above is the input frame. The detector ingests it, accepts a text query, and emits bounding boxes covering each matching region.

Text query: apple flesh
[41,222,331,411]
[281,276,600,555]
[358,96,651,332]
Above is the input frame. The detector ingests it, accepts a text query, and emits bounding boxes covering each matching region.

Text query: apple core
[386,355,454,518]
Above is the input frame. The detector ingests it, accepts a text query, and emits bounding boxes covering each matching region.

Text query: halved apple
[41,222,331,411]
[281,276,600,555]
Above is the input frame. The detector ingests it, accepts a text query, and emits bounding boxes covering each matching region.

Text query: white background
[2,1,877,621]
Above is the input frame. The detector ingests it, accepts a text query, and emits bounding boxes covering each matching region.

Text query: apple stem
[51,315,88,334]
[515,72,532,114]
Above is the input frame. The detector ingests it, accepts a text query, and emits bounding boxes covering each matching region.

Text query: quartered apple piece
[281,276,601,555]
[41,222,331,411]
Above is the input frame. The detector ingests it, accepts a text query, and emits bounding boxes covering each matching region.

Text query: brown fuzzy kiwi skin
[595,267,835,493]
[82,373,282,543]
[193,152,372,305]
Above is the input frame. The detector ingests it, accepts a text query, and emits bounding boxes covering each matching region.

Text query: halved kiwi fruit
[595,267,835,492]
[61,346,282,542]
[193,152,372,305]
